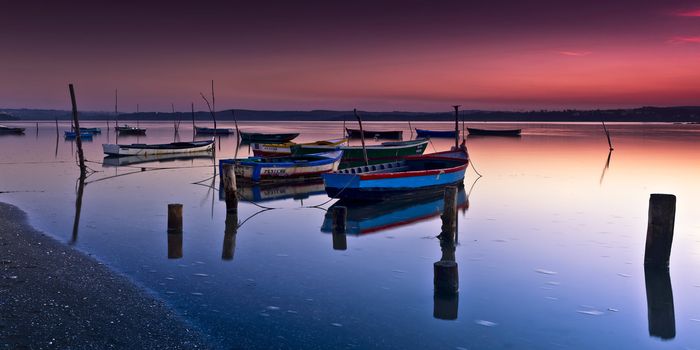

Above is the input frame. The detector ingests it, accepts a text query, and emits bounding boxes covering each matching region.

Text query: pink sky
[1,1,699,112]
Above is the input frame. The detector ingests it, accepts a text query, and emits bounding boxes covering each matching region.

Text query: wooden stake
[68,84,86,178]
[441,186,458,237]
[602,121,614,151]
[167,203,183,233]
[644,194,676,268]
[408,121,413,138]
[222,163,238,213]
[353,109,369,166]
[452,105,460,149]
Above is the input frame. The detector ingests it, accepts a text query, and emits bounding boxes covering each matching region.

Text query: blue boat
[322,146,469,201]
[415,128,457,138]
[219,151,344,183]
[79,127,101,134]
[64,131,94,140]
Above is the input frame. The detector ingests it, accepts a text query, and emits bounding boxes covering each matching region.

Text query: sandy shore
[0,202,214,349]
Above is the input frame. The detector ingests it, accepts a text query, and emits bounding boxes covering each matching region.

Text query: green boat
[291,138,429,168]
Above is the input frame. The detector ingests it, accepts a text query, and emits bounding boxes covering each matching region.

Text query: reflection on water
[1,121,700,349]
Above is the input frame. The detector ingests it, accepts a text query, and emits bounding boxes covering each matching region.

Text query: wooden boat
[102,139,214,156]
[116,125,147,135]
[79,127,101,134]
[322,146,469,201]
[467,127,521,136]
[64,131,94,140]
[291,138,429,168]
[252,138,347,157]
[346,128,403,139]
[102,152,213,167]
[321,186,468,235]
[219,150,343,183]
[194,126,235,135]
[239,131,299,143]
[0,125,25,134]
[415,128,457,138]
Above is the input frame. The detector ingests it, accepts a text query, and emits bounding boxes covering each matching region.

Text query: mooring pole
[353,109,369,166]
[452,105,460,149]
[167,203,183,233]
[433,187,459,321]
[68,84,86,178]
[644,194,676,268]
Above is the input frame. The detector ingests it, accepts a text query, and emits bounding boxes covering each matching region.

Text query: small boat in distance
[64,131,94,140]
[116,124,147,135]
[415,128,457,138]
[219,151,343,183]
[346,128,403,139]
[291,138,429,168]
[322,145,469,201]
[467,127,521,136]
[79,127,101,134]
[102,152,213,167]
[194,126,236,135]
[252,138,347,157]
[102,139,214,156]
[0,124,26,134]
[239,131,300,143]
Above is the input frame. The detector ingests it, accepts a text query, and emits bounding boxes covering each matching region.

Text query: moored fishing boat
[346,128,403,139]
[64,131,94,140]
[291,138,429,168]
[252,138,347,157]
[219,150,343,183]
[102,139,214,156]
[116,124,147,135]
[322,145,469,201]
[102,152,214,167]
[0,124,26,134]
[321,186,469,235]
[415,128,457,138]
[194,126,236,135]
[79,127,101,134]
[239,131,299,143]
[467,127,521,136]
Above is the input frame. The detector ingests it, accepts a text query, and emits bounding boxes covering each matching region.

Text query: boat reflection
[102,152,214,167]
[218,180,326,203]
[321,186,468,235]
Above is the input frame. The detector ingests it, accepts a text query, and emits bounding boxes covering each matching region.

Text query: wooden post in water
[332,206,347,250]
[68,84,87,178]
[55,118,59,137]
[222,163,238,212]
[408,121,413,138]
[644,194,676,268]
[602,121,614,151]
[353,109,369,166]
[36,122,39,137]
[452,105,460,149]
[167,203,183,233]
[434,186,459,300]
[222,163,238,260]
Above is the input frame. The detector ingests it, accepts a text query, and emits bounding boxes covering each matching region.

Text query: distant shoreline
[2,106,700,123]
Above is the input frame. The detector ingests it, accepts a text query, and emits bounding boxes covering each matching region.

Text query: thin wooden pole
[211,80,217,131]
[353,109,369,166]
[408,121,413,138]
[231,110,240,146]
[114,89,118,128]
[167,203,183,233]
[645,194,676,268]
[602,121,614,151]
[452,105,460,149]
[191,102,196,140]
[68,84,86,178]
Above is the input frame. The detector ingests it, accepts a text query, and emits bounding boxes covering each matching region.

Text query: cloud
[675,9,700,17]
[668,36,700,44]
[558,51,592,57]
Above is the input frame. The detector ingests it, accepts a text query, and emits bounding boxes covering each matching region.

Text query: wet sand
[0,202,213,349]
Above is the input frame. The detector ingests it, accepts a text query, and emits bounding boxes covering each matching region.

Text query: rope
[302,173,358,209]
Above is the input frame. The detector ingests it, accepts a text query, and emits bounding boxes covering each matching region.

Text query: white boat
[219,151,343,183]
[102,139,214,156]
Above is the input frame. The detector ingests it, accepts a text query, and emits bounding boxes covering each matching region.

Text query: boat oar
[353,109,369,166]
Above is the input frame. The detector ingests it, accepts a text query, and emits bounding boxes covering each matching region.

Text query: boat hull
[323,148,469,201]
[64,131,94,140]
[219,151,343,183]
[346,128,403,139]
[252,138,347,157]
[467,127,521,136]
[0,126,25,134]
[415,128,457,138]
[292,139,429,168]
[239,132,299,143]
[102,139,214,156]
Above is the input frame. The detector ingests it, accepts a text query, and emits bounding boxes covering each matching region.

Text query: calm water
[1,121,700,349]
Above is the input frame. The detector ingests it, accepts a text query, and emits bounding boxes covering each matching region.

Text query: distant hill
[2,106,700,122]
[0,112,20,120]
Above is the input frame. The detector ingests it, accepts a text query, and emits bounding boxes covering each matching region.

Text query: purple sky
[2,0,700,112]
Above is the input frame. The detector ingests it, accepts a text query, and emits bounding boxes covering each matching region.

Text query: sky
[1,0,700,112]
